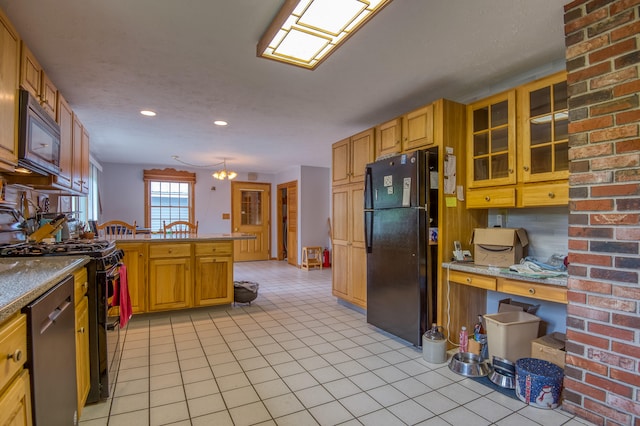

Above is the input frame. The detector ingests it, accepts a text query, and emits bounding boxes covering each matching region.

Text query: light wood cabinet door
[518,71,569,183]
[80,127,90,193]
[0,10,19,171]
[118,242,147,313]
[40,72,57,119]
[56,94,74,189]
[331,184,366,308]
[331,129,375,186]
[376,117,402,158]
[467,90,517,188]
[194,255,233,306]
[519,181,568,207]
[0,369,31,426]
[466,187,516,209]
[149,256,192,311]
[332,137,350,186]
[75,296,90,418]
[20,42,56,119]
[402,103,434,151]
[71,114,84,193]
[0,314,27,393]
[498,279,567,304]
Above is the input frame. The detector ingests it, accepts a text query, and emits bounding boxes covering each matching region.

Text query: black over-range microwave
[17,89,61,176]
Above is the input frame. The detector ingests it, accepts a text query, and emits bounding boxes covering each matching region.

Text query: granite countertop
[111,233,257,242]
[0,256,89,322]
[442,261,568,287]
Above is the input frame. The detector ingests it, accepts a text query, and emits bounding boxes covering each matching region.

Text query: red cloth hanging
[117,264,132,328]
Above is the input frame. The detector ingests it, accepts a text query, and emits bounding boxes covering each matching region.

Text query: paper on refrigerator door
[402,178,411,206]
[444,154,456,194]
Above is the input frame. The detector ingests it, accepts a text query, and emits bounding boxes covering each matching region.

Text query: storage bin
[484,311,540,363]
[515,358,564,409]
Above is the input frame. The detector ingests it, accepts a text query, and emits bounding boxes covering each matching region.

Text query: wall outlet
[495,213,507,228]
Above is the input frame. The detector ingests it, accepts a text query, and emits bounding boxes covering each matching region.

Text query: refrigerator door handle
[364,166,373,210]
[365,210,373,253]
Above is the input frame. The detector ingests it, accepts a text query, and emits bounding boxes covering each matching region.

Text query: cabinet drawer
[149,243,192,258]
[519,182,568,207]
[448,270,497,290]
[194,242,232,257]
[73,267,88,303]
[0,314,27,393]
[498,279,567,304]
[466,187,516,209]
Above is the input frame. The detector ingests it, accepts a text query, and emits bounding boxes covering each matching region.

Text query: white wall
[300,166,331,250]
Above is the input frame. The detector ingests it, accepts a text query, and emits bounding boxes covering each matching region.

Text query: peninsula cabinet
[148,243,192,312]
[118,242,147,314]
[194,242,234,306]
[0,8,19,172]
[332,183,367,308]
[332,128,375,185]
[0,314,31,426]
[466,71,568,209]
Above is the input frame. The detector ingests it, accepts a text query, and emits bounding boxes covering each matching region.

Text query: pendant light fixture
[171,156,237,180]
[257,0,393,70]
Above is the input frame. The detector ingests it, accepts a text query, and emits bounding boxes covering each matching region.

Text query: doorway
[231,181,271,261]
[277,180,298,267]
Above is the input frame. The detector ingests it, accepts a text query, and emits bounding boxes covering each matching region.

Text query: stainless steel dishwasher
[24,275,78,426]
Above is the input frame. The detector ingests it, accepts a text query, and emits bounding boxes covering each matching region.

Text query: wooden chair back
[96,220,137,238]
[163,220,198,236]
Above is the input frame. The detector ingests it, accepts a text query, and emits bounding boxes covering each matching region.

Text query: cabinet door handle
[548,192,555,198]
[523,166,530,172]
[466,277,472,283]
[528,288,536,295]
[508,168,514,174]
[78,327,85,334]
[485,196,491,202]
[7,349,22,363]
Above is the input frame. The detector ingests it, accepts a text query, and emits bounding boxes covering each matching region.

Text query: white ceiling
[0,0,567,175]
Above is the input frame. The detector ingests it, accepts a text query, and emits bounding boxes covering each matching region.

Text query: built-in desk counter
[112,233,256,313]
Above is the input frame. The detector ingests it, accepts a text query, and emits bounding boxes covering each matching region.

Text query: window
[143,169,196,232]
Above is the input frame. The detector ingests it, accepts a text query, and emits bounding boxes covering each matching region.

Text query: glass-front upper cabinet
[467,90,517,188]
[518,71,568,183]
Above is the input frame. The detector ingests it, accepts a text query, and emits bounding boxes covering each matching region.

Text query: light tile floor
[79,260,595,426]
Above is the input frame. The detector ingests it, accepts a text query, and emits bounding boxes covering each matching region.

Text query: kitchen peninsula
[113,233,256,313]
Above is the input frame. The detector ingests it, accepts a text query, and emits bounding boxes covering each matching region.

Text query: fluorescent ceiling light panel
[258,0,392,69]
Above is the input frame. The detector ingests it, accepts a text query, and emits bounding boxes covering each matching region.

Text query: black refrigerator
[364,148,438,347]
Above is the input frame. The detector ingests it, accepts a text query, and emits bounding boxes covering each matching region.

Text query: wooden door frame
[276,180,297,262]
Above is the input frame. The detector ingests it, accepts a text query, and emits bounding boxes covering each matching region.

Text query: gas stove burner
[0,239,116,257]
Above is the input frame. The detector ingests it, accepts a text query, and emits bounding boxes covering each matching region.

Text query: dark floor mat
[469,375,520,400]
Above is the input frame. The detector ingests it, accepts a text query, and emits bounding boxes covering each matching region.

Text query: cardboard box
[471,228,529,267]
[499,298,540,314]
[531,332,566,368]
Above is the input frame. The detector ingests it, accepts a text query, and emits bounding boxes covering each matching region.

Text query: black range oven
[0,240,125,404]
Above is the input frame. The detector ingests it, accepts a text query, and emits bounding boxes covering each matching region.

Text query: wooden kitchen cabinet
[402,103,434,151]
[55,93,74,189]
[331,183,367,308]
[332,128,375,185]
[498,278,568,304]
[375,117,402,158]
[448,270,497,291]
[0,313,31,426]
[73,267,90,417]
[0,8,20,172]
[20,42,57,119]
[194,242,233,306]
[148,243,192,311]
[71,114,91,194]
[118,242,147,314]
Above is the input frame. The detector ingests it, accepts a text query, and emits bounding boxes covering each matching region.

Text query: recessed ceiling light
[214,120,228,126]
[140,110,156,117]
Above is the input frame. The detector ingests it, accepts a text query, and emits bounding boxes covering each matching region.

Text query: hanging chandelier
[171,156,237,180]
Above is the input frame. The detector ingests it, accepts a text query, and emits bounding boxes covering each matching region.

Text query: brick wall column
[564,1,640,425]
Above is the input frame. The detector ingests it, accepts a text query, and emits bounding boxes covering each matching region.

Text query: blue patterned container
[515,358,564,409]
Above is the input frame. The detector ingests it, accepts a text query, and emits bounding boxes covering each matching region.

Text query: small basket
[234,281,259,304]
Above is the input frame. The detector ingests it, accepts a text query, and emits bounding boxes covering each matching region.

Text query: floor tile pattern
[79,261,595,426]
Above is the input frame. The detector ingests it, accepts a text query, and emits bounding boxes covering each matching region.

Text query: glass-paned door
[232,182,271,261]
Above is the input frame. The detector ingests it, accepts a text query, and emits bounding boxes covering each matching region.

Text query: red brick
[568,226,613,239]
[616,138,640,152]
[590,92,638,114]
[591,183,639,196]
[568,329,611,349]
[570,143,614,159]
[615,227,640,240]
[610,368,640,387]
[591,124,639,142]
[612,341,640,359]
[588,295,637,313]
[569,277,613,292]
[592,154,640,170]
[563,404,606,426]
[610,0,640,16]
[611,20,640,41]
[569,239,590,250]
[586,373,634,398]
[564,0,588,11]
[571,171,614,185]
[564,376,607,401]
[569,116,614,134]
[607,394,640,417]
[588,323,635,342]
[566,13,609,41]
[612,312,640,329]
[568,304,611,321]
[589,38,637,65]
[568,290,588,303]
[584,399,633,424]
[612,285,640,300]
[588,347,636,370]
[592,214,640,225]
[572,199,614,211]
[616,109,640,124]
[615,168,640,182]
[613,79,640,97]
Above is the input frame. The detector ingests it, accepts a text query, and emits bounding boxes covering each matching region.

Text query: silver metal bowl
[489,368,516,389]
[448,352,492,377]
